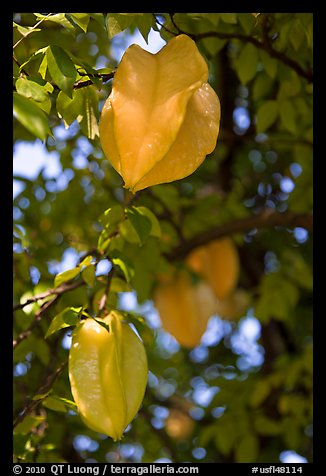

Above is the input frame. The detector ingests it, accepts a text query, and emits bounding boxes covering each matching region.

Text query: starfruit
[99,34,220,192]
[186,238,240,300]
[154,270,217,348]
[68,311,148,440]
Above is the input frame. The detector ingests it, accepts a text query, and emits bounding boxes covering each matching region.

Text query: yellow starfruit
[186,238,240,300]
[99,34,220,192]
[68,311,148,441]
[154,270,217,348]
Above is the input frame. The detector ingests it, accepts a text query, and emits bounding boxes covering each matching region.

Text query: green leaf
[256,100,278,133]
[279,100,297,134]
[46,45,77,97]
[259,50,278,79]
[81,265,96,287]
[45,306,81,338]
[151,185,179,212]
[15,77,48,103]
[13,92,51,141]
[220,13,237,24]
[15,77,51,114]
[38,52,48,79]
[69,13,90,32]
[134,14,154,42]
[127,238,161,303]
[202,37,226,56]
[238,13,255,34]
[18,46,48,76]
[79,87,99,139]
[51,396,77,411]
[112,255,135,283]
[56,90,84,127]
[254,415,281,436]
[34,13,75,32]
[54,267,81,287]
[250,380,271,407]
[33,391,52,401]
[136,206,161,238]
[110,277,132,293]
[235,433,259,462]
[289,19,305,51]
[97,229,112,252]
[215,420,238,455]
[13,22,41,36]
[14,415,45,435]
[99,205,124,232]
[126,206,152,244]
[235,43,258,84]
[282,250,313,291]
[253,73,273,100]
[106,13,135,39]
[42,396,67,412]
[79,255,93,268]
[255,274,299,323]
[119,219,141,244]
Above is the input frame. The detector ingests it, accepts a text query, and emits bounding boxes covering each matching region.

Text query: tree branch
[167,209,313,261]
[13,359,68,430]
[98,267,115,315]
[73,72,115,90]
[13,279,85,312]
[13,13,53,50]
[155,14,312,83]
[13,279,85,349]
[196,31,312,82]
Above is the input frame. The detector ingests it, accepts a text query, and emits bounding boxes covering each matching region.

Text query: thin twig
[154,14,313,83]
[13,295,60,349]
[13,280,85,349]
[13,359,68,430]
[167,209,313,261]
[98,267,115,315]
[13,279,85,312]
[73,72,115,90]
[152,13,177,36]
[13,13,53,50]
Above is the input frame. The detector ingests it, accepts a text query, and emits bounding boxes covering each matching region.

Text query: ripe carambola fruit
[154,271,216,348]
[185,238,239,300]
[68,311,148,441]
[99,34,220,192]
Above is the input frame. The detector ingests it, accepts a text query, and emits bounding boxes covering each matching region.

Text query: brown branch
[98,267,115,315]
[155,14,312,83]
[13,279,85,349]
[73,71,115,90]
[167,209,313,261]
[13,295,59,349]
[13,359,68,430]
[197,31,312,82]
[13,279,85,312]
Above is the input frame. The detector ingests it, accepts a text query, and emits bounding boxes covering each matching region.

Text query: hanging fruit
[154,270,217,348]
[185,238,240,300]
[68,311,148,441]
[99,34,220,192]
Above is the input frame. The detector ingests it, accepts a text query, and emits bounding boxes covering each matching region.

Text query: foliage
[13,13,313,463]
